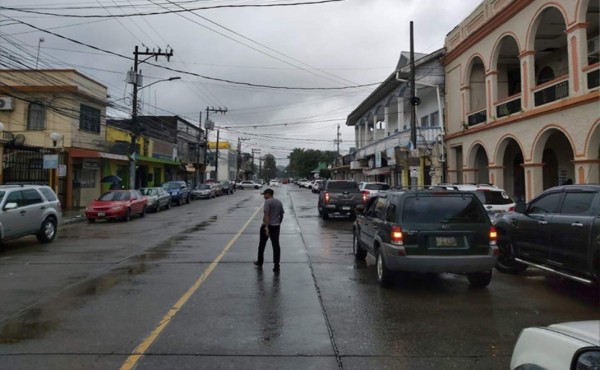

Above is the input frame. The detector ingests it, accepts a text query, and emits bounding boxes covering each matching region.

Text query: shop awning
[184,164,196,172]
[136,155,181,166]
[67,148,129,161]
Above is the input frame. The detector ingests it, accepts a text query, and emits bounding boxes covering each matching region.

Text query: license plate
[436,237,457,247]
[341,206,351,210]
[97,212,105,217]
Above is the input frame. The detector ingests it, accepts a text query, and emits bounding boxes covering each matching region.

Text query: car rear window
[99,191,130,201]
[365,184,390,190]
[402,195,488,224]
[39,187,58,202]
[327,181,358,190]
[474,190,514,205]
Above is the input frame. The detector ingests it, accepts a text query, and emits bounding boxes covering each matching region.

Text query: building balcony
[495,94,521,118]
[585,63,599,90]
[533,76,569,106]
[467,108,487,126]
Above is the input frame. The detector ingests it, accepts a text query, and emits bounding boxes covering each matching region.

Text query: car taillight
[391,225,403,245]
[507,206,515,212]
[362,191,369,204]
[489,226,497,246]
[324,192,330,204]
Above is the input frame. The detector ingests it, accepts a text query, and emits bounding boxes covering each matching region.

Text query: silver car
[139,187,171,212]
[0,185,61,245]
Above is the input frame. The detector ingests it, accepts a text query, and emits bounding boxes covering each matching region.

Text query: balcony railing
[587,66,599,90]
[533,77,569,106]
[495,95,521,118]
[467,108,487,126]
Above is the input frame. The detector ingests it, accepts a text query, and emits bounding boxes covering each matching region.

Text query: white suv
[0,185,61,245]
[432,184,515,218]
[358,182,391,198]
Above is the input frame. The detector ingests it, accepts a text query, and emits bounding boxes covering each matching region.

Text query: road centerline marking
[120,205,262,370]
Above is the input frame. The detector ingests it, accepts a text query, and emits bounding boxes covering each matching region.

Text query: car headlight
[110,206,125,211]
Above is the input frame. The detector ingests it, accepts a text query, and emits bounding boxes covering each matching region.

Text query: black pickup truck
[494,184,600,286]
[317,180,365,220]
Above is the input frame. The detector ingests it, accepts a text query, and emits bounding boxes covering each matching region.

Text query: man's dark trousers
[257,224,281,267]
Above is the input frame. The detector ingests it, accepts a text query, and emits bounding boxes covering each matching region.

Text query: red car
[85,190,147,223]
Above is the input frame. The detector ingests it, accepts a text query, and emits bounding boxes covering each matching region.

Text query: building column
[573,159,600,184]
[485,70,498,121]
[519,50,535,110]
[460,86,470,126]
[565,23,588,95]
[522,163,544,202]
[462,168,477,184]
[383,107,389,137]
[488,165,504,188]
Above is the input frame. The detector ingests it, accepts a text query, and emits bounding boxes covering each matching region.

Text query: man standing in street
[254,188,284,272]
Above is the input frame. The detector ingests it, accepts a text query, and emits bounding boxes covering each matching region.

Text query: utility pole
[237,137,250,180]
[129,45,174,190]
[195,112,202,187]
[215,129,220,181]
[409,21,419,151]
[203,106,227,182]
[334,123,342,155]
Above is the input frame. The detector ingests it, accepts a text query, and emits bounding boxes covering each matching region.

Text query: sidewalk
[61,209,86,224]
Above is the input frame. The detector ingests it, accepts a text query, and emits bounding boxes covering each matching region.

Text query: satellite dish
[13,134,25,145]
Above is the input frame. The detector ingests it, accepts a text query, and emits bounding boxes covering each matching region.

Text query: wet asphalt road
[0,185,598,370]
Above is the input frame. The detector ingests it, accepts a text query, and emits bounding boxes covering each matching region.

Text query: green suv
[353,189,499,287]
[0,185,61,246]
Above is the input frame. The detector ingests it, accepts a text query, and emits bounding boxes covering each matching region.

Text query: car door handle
[40,206,46,210]
[538,220,548,225]
[571,222,584,227]
[20,210,26,215]
[373,226,378,229]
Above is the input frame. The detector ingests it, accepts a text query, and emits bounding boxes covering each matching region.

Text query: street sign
[43,154,59,169]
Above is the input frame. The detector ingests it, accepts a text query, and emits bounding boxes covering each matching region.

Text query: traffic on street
[0,184,597,369]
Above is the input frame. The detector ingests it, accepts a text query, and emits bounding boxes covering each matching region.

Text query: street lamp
[129,76,180,190]
[35,37,45,69]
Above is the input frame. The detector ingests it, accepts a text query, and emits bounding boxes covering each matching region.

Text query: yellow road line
[120,205,262,370]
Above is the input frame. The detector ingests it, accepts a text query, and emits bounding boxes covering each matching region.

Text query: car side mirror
[572,348,600,370]
[515,202,527,213]
[3,202,18,210]
[355,205,365,214]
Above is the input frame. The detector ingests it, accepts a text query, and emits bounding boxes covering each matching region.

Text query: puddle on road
[0,216,221,344]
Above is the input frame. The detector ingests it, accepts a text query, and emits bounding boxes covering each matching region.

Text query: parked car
[493,184,600,286]
[191,184,216,199]
[358,182,391,198]
[432,184,516,219]
[269,179,280,187]
[162,181,191,205]
[311,180,324,193]
[85,190,147,222]
[353,189,498,287]
[510,320,600,370]
[139,187,171,212]
[317,180,365,220]
[0,185,61,245]
[237,180,261,189]
[219,180,234,195]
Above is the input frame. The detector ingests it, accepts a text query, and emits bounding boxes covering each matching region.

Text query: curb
[61,215,87,225]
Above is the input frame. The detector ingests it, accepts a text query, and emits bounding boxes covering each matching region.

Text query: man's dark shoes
[273,265,280,272]
[253,261,262,269]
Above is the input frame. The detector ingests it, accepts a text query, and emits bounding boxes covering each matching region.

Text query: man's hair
[263,188,274,195]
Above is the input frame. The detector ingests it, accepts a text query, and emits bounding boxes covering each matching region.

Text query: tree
[261,154,277,180]
[288,148,337,179]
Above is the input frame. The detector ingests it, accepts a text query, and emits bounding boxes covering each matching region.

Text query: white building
[444,0,599,201]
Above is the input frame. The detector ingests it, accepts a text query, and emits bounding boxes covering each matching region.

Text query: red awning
[67,148,129,161]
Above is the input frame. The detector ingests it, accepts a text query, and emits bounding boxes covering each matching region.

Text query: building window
[420,116,429,127]
[79,104,101,133]
[80,169,96,188]
[430,111,439,127]
[27,102,46,130]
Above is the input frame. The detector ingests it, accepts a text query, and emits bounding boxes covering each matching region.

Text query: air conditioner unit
[0,96,15,111]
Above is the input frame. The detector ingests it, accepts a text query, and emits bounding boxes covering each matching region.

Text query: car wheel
[166,201,172,210]
[87,218,95,223]
[186,195,191,204]
[37,217,57,243]
[140,205,146,218]
[123,208,131,222]
[494,236,528,274]
[467,270,493,288]
[322,211,329,220]
[353,231,367,261]
[376,249,394,287]
[179,197,184,206]
[255,186,259,189]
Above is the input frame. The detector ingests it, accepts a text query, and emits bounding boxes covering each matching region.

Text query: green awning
[136,155,181,166]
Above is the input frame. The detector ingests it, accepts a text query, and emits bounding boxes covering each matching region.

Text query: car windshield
[198,184,211,189]
[140,188,157,196]
[365,184,390,190]
[99,191,130,201]
[402,195,488,224]
[163,183,180,190]
[474,190,514,205]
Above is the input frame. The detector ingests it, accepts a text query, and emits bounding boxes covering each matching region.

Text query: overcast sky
[1,0,482,166]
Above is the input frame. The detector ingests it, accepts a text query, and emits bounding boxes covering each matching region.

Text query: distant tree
[261,154,277,180]
[288,148,336,179]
